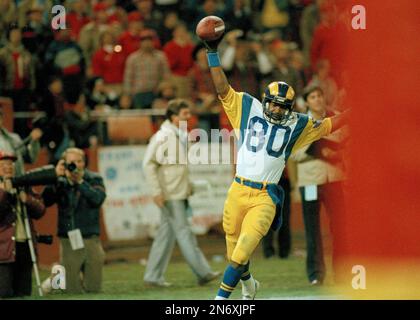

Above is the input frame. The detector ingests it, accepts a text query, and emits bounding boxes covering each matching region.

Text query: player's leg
[216,190,276,299]
[215,183,247,300]
[240,260,260,300]
[234,195,277,299]
[232,200,276,265]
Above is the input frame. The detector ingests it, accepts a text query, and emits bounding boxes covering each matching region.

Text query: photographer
[42,147,106,294]
[0,150,46,298]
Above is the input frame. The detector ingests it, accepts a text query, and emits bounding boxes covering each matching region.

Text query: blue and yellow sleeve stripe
[290,116,332,155]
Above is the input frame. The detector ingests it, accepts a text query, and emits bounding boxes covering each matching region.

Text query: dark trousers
[0,241,33,298]
[300,182,345,283]
[262,178,291,258]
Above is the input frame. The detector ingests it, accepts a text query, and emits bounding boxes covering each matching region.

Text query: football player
[202,37,349,300]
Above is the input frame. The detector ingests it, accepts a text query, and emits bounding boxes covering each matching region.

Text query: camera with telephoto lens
[10,165,58,188]
[64,162,77,173]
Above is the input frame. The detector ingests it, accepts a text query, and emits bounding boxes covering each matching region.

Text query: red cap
[108,15,121,24]
[139,29,156,40]
[93,2,108,13]
[127,11,143,23]
[0,150,17,162]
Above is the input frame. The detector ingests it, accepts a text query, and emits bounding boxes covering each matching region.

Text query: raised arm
[203,38,230,98]
[209,66,230,98]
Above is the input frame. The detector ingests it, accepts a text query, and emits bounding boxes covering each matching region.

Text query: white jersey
[219,87,332,184]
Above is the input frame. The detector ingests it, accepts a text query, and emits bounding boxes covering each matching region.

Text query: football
[195,16,225,41]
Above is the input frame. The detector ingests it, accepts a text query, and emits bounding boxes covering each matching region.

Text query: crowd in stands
[0,0,347,162]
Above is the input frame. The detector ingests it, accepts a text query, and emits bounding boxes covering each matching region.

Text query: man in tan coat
[142,99,220,287]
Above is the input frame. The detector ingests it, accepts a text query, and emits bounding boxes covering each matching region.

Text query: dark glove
[202,35,224,53]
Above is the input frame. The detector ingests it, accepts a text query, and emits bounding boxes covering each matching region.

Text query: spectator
[107,17,124,41]
[291,85,347,285]
[45,29,85,104]
[151,80,177,129]
[0,24,35,137]
[307,59,339,111]
[221,31,272,98]
[66,0,91,41]
[133,0,163,30]
[152,80,177,110]
[0,150,46,298]
[118,11,144,56]
[0,108,42,176]
[300,0,321,67]
[42,147,107,294]
[262,40,304,98]
[142,99,220,287]
[189,44,217,108]
[17,0,53,28]
[188,44,220,131]
[21,5,54,96]
[183,0,230,32]
[21,5,53,57]
[163,23,194,98]
[157,11,180,46]
[0,0,17,44]
[92,29,126,95]
[290,49,309,86]
[309,0,347,83]
[104,0,127,25]
[78,2,110,71]
[64,95,98,149]
[117,93,132,109]
[257,0,290,36]
[223,0,253,35]
[37,76,69,163]
[194,0,226,29]
[85,77,118,110]
[123,29,170,108]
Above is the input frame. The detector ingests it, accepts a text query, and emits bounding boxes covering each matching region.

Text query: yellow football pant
[223,180,276,265]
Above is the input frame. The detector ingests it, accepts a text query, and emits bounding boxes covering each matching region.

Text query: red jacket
[118,31,162,56]
[66,12,91,41]
[91,47,126,84]
[0,189,46,263]
[310,21,348,84]
[163,41,194,77]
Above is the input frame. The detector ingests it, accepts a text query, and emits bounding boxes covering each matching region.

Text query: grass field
[23,232,342,300]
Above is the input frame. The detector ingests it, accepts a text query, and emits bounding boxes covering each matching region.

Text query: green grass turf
[24,250,338,300]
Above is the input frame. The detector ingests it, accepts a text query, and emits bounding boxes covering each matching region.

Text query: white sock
[215,296,227,300]
[241,275,256,294]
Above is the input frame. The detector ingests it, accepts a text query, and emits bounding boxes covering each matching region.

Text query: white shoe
[242,279,260,300]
